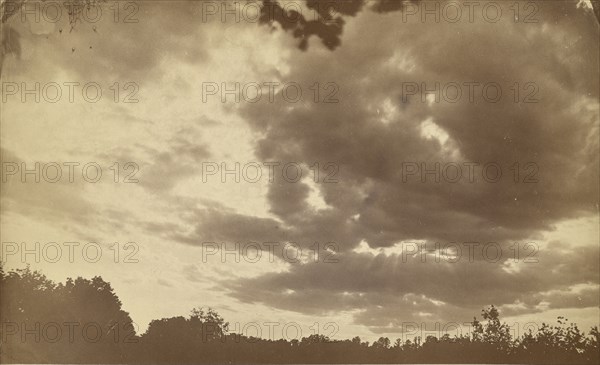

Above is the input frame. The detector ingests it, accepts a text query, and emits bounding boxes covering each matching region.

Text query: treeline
[1,266,599,364]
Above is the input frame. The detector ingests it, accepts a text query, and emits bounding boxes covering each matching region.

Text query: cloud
[229,0,599,246]
[222,241,599,329]
[177,0,599,331]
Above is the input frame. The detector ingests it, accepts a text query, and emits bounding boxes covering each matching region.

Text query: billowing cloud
[186,0,599,330]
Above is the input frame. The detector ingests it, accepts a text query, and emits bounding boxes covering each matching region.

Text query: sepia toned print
[0,0,599,364]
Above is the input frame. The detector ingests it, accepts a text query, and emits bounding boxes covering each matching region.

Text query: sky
[1,0,599,342]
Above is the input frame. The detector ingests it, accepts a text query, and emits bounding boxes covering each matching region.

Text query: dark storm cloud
[235,0,599,246]
[178,0,599,330]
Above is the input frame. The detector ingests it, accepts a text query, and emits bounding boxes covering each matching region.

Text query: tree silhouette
[0,265,136,363]
[1,266,599,363]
